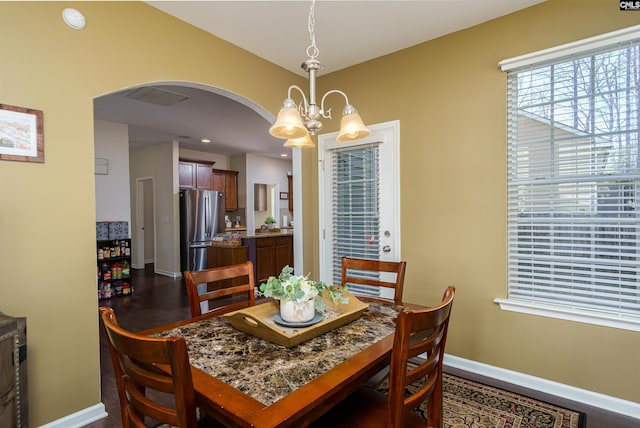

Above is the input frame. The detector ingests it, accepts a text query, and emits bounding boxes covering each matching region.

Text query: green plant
[265,215,276,225]
[259,265,348,312]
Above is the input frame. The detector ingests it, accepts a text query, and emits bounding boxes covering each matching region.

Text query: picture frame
[280,192,289,200]
[0,103,44,163]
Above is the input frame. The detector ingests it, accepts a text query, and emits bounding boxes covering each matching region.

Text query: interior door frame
[317,120,401,284]
[134,176,156,270]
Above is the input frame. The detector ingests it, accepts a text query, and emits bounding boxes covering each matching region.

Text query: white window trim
[499,24,640,71]
[498,25,640,331]
[494,298,640,332]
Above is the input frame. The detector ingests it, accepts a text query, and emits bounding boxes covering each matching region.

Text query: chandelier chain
[269,0,370,145]
[306,0,319,59]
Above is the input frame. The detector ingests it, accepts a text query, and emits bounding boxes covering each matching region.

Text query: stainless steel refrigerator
[180,189,225,273]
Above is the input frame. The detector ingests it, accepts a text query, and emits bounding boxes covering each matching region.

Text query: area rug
[377,373,586,428]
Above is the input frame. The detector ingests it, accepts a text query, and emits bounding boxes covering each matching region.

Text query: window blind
[507,40,640,317]
[331,144,380,296]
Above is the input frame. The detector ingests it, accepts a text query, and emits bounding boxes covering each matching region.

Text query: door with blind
[318,120,400,298]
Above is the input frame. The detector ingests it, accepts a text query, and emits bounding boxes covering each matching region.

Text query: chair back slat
[341,256,407,304]
[184,261,256,317]
[387,286,455,428]
[99,307,198,428]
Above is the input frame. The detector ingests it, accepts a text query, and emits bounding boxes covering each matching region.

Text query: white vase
[280,299,315,323]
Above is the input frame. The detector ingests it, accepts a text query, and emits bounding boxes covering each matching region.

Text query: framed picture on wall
[280,192,288,200]
[0,103,44,163]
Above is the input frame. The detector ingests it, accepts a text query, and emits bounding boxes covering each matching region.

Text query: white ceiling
[94,0,544,158]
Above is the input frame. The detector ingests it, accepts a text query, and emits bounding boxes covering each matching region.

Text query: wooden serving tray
[223,291,368,347]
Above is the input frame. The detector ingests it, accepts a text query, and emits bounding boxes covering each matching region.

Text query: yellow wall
[307,0,640,403]
[0,2,303,425]
[2,1,639,425]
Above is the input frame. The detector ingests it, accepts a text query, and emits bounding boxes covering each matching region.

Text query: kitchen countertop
[239,229,294,238]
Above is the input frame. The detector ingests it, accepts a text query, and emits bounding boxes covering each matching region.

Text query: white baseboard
[153,268,181,278]
[39,403,107,428]
[444,354,640,420]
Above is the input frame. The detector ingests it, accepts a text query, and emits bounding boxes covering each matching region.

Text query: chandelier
[269,0,371,148]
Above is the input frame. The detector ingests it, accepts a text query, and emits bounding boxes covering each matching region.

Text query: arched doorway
[93,81,302,277]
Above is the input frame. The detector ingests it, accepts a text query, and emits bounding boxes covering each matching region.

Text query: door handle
[383,245,391,253]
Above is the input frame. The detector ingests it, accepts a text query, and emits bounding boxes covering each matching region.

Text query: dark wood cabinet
[255,239,276,285]
[0,312,27,428]
[244,235,293,284]
[224,171,238,211]
[211,170,224,192]
[206,245,249,288]
[196,163,213,189]
[179,162,195,188]
[213,169,239,211]
[179,159,214,190]
[275,237,293,274]
[180,161,237,210]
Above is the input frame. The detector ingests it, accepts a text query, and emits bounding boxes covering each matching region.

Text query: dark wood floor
[85,265,638,428]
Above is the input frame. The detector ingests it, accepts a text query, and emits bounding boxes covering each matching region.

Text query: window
[497,26,640,331]
[331,144,380,296]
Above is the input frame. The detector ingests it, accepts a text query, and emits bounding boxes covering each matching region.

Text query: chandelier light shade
[270,99,308,140]
[284,132,316,149]
[269,0,370,147]
[336,105,370,142]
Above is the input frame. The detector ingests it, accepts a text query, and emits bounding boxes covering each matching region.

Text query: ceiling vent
[122,86,189,106]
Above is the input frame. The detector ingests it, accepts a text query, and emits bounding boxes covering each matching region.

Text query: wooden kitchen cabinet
[211,171,224,192]
[243,235,293,284]
[213,169,239,211]
[179,159,214,190]
[206,245,249,288]
[180,162,238,210]
[224,171,238,211]
[196,163,213,189]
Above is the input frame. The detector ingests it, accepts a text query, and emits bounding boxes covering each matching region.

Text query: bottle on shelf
[122,260,130,278]
[102,263,111,281]
[103,282,112,298]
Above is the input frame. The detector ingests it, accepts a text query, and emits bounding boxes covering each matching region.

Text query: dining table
[140,297,408,428]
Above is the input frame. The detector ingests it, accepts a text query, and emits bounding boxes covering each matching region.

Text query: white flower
[294,279,319,302]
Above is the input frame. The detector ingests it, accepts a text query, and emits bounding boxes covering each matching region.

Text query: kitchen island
[241,229,293,285]
[205,229,294,285]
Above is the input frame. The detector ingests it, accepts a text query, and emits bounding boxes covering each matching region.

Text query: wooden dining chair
[341,256,407,304]
[98,306,199,428]
[310,286,455,428]
[183,261,255,318]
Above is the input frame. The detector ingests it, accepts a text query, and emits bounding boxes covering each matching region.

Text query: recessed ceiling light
[201,139,211,143]
[280,153,289,157]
